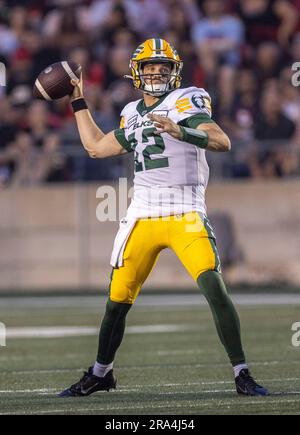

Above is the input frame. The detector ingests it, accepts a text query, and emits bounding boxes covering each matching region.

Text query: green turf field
[0,294,300,415]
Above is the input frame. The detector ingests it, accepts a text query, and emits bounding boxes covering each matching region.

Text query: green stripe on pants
[202,215,221,273]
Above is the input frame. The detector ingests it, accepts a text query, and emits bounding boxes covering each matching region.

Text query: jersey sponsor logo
[152,109,169,117]
[175,97,193,113]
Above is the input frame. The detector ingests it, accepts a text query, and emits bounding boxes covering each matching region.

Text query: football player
[59,39,268,397]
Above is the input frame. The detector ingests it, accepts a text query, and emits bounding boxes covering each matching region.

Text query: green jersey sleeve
[114,129,133,153]
[177,113,215,129]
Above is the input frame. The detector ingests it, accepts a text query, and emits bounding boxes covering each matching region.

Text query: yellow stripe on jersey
[176,97,193,113]
[177,106,193,113]
[176,98,190,106]
[120,116,125,129]
[203,97,212,114]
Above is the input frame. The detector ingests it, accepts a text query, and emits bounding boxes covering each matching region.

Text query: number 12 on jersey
[128,127,169,172]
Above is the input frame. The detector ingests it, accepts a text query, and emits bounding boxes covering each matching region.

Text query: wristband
[71,98,88,113]
[179,126,209,149]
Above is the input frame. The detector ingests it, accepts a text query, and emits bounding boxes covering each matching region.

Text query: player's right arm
[73,110,127,158]
[70,75,127,159]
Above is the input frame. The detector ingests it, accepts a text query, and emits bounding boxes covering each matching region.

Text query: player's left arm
[148,114,231,152]
[196,122,231,152]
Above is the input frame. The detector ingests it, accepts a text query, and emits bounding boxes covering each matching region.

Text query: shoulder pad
[170,87,212,117]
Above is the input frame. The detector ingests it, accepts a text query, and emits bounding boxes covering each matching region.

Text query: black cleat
[59,367,117,397]
[235,369,269,396]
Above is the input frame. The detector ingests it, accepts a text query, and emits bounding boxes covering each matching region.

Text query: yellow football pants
[109,212,221,304]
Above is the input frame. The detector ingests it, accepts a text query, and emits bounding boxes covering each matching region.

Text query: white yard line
[156,349,206,356]
[3,360,300,377]
[0,389,57,394]
[1,399,300,415]
[1,294,300,310]
[0,378,299,395]
[5,327,98,339]
[4,324,197,339]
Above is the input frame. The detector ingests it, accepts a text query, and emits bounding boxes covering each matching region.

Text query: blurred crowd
[0,0,300,186]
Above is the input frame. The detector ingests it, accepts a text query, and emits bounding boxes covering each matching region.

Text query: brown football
[33,61,82,100]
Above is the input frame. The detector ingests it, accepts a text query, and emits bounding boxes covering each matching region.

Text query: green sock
[97,299,132,364]
[197,270,246,366]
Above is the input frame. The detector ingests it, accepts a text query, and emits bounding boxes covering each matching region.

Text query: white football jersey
[114,87,214,218]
